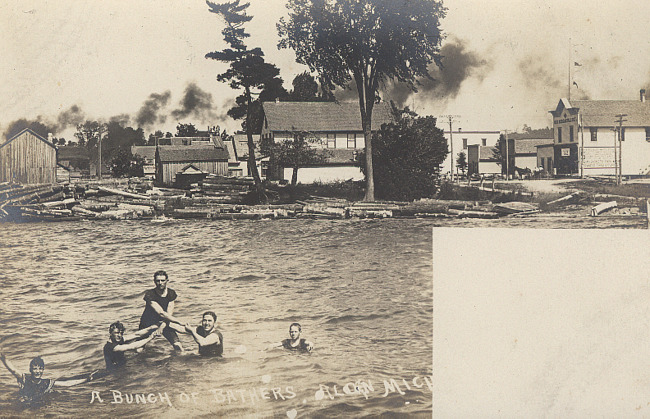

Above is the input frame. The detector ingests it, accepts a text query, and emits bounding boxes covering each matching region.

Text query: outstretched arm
[185,325,220,347]
[0,352,22,379]
[54,369,101,387]
[303,340,314,351]
[113,331,160,353]
[266,342,284,351]
[148,301,184,325]
[124,323,161,341]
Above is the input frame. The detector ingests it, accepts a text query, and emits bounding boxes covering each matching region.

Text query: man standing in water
[0,353,95,404]
[139,270,184,351]
[104,321,161,370]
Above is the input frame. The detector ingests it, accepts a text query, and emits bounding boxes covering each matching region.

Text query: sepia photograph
[1,0,649,417]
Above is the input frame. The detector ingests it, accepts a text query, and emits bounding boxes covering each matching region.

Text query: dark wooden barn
[0,128,57,184]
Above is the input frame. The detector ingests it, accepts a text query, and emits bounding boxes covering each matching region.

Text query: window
[557,127,562,143]
[569,126,574,142]
[646,128,650,142]
[620,127,625,141]
[327,133,336,149]
[481,138,487,146]
[347,133,357,149]
[462,138,468,149]
[590,128,597,142]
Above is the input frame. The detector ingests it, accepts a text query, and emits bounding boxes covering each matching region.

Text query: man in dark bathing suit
[269,323,314,352]
[0,353,95,405]
[178,311,223,357]
[103,321,161,371]
[139,270,185,352]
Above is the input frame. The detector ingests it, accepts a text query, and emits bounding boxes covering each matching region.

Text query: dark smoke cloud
[109,114,131,127]
[171,83,218,122]
[3,104,88,140]
[378,37,493,107]
[56,105,86,131]
[3,117,57,140]
[135,91,171,128]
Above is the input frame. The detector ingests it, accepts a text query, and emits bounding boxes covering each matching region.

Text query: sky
[2,0,650,141]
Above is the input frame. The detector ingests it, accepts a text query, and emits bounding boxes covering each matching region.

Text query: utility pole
[97,124,108,180]
[441,115,460,183]
[504,130,509,181]
[615,114,627,185]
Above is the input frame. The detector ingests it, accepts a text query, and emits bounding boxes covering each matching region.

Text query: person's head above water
[29,356,45,378]
[153,270,168,291]
[202,311,217,332]
[289,323,301,341]
[109,321,126,342]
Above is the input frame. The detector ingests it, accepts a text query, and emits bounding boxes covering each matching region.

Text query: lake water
[0,215,644,418]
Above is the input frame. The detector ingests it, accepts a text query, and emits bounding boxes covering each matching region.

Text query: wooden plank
[590,201,617,216]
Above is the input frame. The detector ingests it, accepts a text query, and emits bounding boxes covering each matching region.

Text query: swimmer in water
[103,321,161,371]
[268,323,313,352]
[169,311,223,357]
[0,352,96,404]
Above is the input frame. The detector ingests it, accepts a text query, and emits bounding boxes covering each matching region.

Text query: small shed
[0,128,57,184]
[155,145,229,187]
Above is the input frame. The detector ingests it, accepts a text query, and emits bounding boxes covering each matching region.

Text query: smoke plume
[381,37,493,107]
[56,105,86,132]
[135,91,171,128]
[171,83,219,122]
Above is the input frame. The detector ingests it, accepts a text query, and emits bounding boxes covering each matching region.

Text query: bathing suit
[103,340,127,371]
[196,327,223,357]
[17,374,54,404]
[282,338,310,351]
[139,288,179,344]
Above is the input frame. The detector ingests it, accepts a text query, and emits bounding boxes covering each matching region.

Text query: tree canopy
[206,0,286,202]
[357,109,448,201]
[278,0,446,200]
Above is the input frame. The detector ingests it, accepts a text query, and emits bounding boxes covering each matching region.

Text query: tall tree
[206,0,286,203]
[278,0,446,201]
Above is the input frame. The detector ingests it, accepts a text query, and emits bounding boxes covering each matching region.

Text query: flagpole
[567,38,571,103]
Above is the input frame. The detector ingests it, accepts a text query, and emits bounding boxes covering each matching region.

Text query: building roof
[57,145,91,160]
[157,145,229,163]
[572,100,650,127]
[233,133,261,160]
[0,128,56,150]
[262,101,394,132]
[513,138,553,154]
[131,145,156,160]
[552,98,650,127]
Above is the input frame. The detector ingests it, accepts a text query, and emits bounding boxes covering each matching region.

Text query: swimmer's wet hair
[109,321,126,333]
[29,356,44,369]
[290,322,301,332]
[153,270,168,280]
[203,311,217,321]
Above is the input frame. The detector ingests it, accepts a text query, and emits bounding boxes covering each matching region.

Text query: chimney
[47,133,53,143]
[641,89,646,103]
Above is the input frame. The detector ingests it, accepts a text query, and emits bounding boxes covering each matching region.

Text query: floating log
[348,209,393,218]
[590,201,617,216]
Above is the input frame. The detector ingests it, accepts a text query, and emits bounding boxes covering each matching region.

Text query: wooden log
[72,207,98,217]
[448,209,500,219]
[349,209,393,218]
[97,186,151,200]
[40,198,78,208]
[303,204,348,218]
[590,201,617,216]
[547,192,583,206]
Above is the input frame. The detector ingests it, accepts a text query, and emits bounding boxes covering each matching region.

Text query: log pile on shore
[2,179,645,223]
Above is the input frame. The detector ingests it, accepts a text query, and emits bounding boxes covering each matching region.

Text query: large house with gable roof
[260,101,394,184]
[549,90,650,176]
